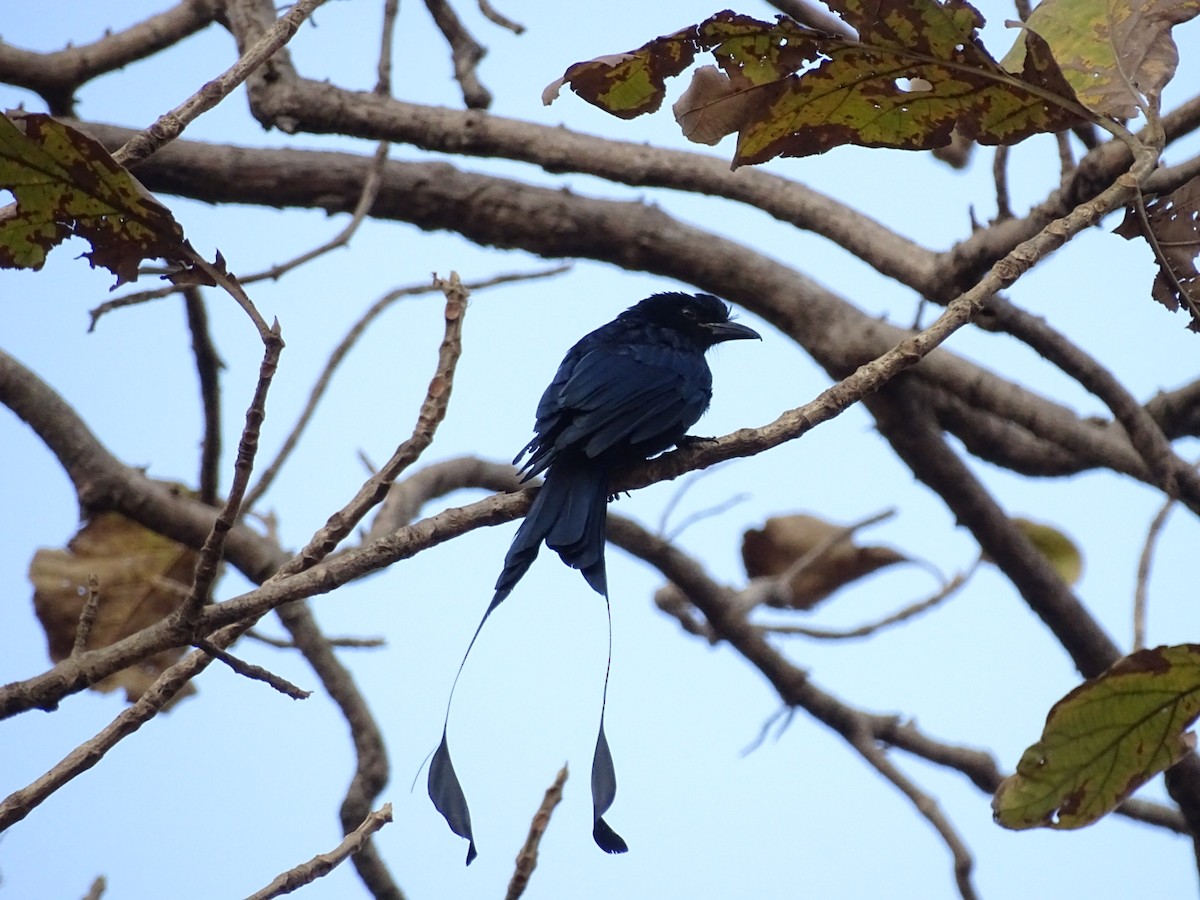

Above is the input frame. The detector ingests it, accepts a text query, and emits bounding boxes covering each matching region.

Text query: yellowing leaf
[548,5,1085,168]
[1013,517,1083,585]
[1002,0,1200,118]
[29,506,202,704]
[993,644,1200,830]
[0,112,197,285]
[741,514,907,609]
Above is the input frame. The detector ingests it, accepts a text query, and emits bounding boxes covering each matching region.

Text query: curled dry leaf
[741,514,907,610]
[29,506,202,704]
[673,65,761,146]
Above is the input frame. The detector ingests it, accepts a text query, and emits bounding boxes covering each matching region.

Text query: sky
[2,2,1200,899]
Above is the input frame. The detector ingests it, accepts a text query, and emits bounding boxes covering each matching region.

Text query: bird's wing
[551,342,711,460]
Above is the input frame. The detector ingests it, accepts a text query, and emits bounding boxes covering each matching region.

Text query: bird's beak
[704,320,761,342]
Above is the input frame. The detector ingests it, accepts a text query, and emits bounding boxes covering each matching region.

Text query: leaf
[993,644,1200,830]
[547,5,1085,168]
[741,514,907,609]
[1114,176,1200,331]
[543,39,701,119]
[1013,517,1084,585]
[0,111,197,286]
[1002,0,1200,118]
[673,65,762,145]
[29,504,202,704]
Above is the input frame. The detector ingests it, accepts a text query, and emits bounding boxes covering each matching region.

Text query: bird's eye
[681,306,698,319]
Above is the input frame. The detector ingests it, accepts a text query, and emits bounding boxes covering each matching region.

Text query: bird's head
[627,292,761,347]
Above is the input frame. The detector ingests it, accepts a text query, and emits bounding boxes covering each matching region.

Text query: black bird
[429,292,760,863]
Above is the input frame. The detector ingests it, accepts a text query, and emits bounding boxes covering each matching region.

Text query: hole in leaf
[895,77,933,93]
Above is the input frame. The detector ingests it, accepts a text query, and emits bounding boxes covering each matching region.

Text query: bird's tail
[494,457,609,601]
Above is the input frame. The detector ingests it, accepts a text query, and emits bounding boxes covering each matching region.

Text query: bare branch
[850,732,978,900]
[80,876,107,900]
[0,0,218,114]
[176,326,283,625]
[422,0,492,109]
[762,564,976,640]
[113,0,329,166]
[246,630,385,650]
[193,637,311,700]
[1134,491,1181,651]
[243,804,394,900]
[244,265,566,511]
[182,287,224,505]
[70,575,102,658]
[478,0,525,35]
[505,765,569,900]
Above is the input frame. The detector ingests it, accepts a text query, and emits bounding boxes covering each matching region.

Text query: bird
[428,291,760,864]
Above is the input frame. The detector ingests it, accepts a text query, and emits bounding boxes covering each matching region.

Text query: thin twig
[763,563,975,640]
[1134,494,1179,651]
[655,464,727,536]
[478,0,525,34]
[243,803,393,900]
[850,734,978,900]
[244,265,567,511]
[733,509,898,613]
[423,0,491,109]
[80,876,106,900]
[664,492,751,543]
[71,575,102,657]
[176,326,284,626]
[993,146,1012,221]
[246,629,386,650]
[506,765,569,900]
[1055,131,1076,184]
[194,637,311,700]
[376,0,401,95]
[113,0,328,167]
[183,286,224,505]
[91,141,391,328]
[741,706,796,756]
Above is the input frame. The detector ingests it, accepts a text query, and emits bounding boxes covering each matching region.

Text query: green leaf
[993,644,1200,830]
[0,111,193,285]
[547,4,1086,168]
[1001,0,1200,118]
[1013,517,1083,585]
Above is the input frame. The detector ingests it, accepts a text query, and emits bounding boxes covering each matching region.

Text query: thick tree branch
[61,121,1200,504]
[866,379,1200,841]
[0,0,219,114]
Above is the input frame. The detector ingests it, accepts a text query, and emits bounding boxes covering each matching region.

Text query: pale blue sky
[2,2,1199,898]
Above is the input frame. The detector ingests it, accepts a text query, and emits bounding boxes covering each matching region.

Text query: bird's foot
[676,434,717,447]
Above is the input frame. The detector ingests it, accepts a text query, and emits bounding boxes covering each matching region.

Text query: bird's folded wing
[554,345,710,458]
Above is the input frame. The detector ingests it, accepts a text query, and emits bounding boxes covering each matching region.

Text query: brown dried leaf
[1115,176,1200,330]
[741,514,906,610]
[673,65,764,145]
[29,505,201,704]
